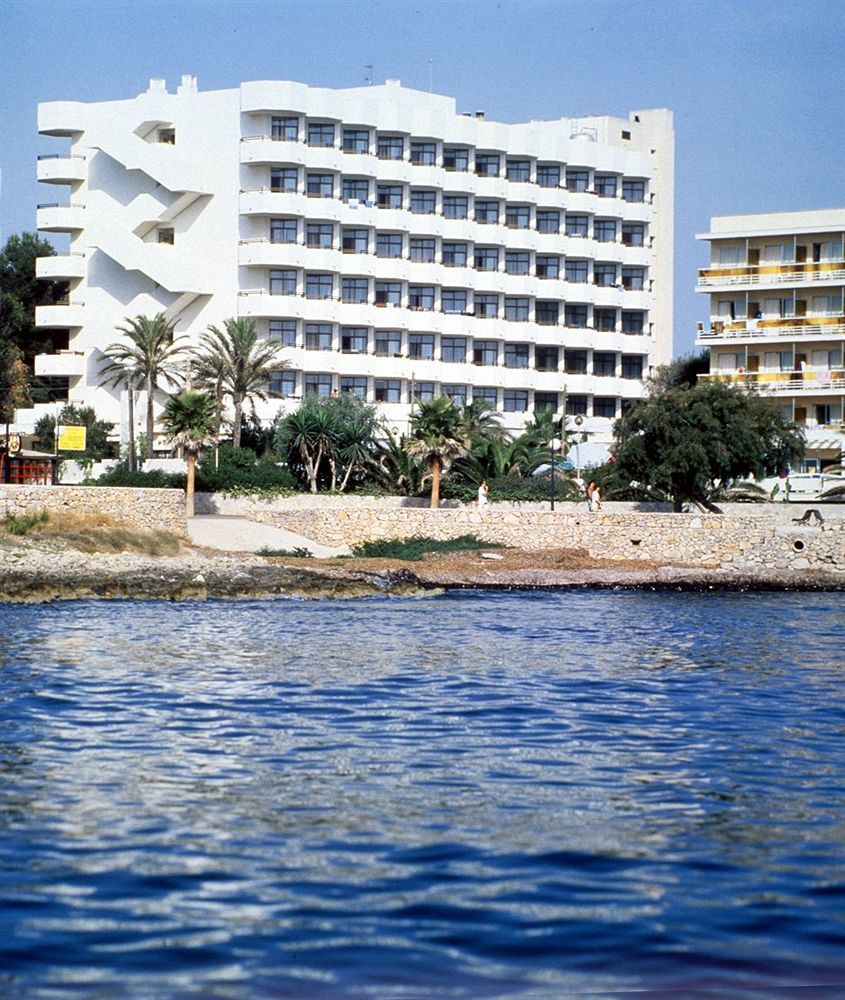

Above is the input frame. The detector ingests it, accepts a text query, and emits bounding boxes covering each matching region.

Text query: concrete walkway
[186,514,350,558]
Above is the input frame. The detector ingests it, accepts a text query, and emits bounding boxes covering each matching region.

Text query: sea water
[1,590,843,998]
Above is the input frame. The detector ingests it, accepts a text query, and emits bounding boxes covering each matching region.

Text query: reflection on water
[1,591,844,998]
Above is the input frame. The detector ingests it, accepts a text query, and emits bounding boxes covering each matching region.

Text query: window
[375,379,401,402]
[410,238,436,263]
[816,404,841,425]
[341,278,368,303]
[342,129,369,153]
[306,223,333,249]
[621,267,645,290]
[474,294,498,319]
[474,247,499,271]
[410,141,436,165]
[475,200,499,224]
[535,347,558,372]
[442,384,467,405]
[534,391,559,412]
[272,116,298,141]
[594,175,617,198]
[269,319,296,346]
[717,245,743,267]
[536,165,560,188]
[622,311,645,334]
[593,352,616,376]
[594,263,617,286]
[304,373,334,396]
[621,223,645,247]
[473,386,498,406]
[535,301,559,325]
[377,135,404,160]
[441,289,467,314]
[441,337,466,362]
[810,294,841,316]
[763,297,793,318]
[565,215,588,237]
[504,297,529,321]
[375,331,402,356]
[341,376,368,398]
[269,269,296,295]
[593,397,617,418]
[305,273,333,299]
[409,333,435,359]
[157,228,174,244]
[410,189,436,214]
[505,251,530,275]
[503,389,528,412]
[374,280,401,305]
[536,255,560,279]
[342,228,368,253]
[271,167,298,192]
[442,242,468,267]
[566,169,589,191]
[762,243,792,264]
[305,323,332,351]
[377,184,402,208]
[409,285,435,310]
[341,327,368,353]
[307,122,335,147]
[594,308,616,332]
[621,355,644,379]
[565,259,589,283]
[537,209,560,234]
[622,179,645,203]
[376,233,402,258]
[504,343,529,368]
[475,153,500,177]
[158,128,176,144]
[565,303,588,327]
[306,173,333,198]
[443,195,468,219]
[271,218,297,244]
[413,381,436,401]
[342,178,369,202]
[594,220,617,243]
[507,159,530,181]
[443,147,469,171]
[564,349,588,374]
[269,369,296,397]
[505,205,530,229]
[566,395,588,416]
[473,341,498,366]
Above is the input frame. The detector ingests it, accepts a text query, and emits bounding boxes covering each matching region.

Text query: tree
[99,313,186,462]
[161,391,217,516]
[611,381,805,512]
[274,395,338,493]
[646,350,711,394]
[33,403,115,463]
[405,395,471,508]
[0,232,67,358]
[0,339,30,425]
[198,317,287,448]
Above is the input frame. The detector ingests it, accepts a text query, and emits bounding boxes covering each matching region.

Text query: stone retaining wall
[0,486,187,538]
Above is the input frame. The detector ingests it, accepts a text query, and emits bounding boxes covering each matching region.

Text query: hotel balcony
[37,202,85,232]
[696,316,845,344]
[34,350,87,378]
[699,370,845,395]
[35,302,86,329]
[36,253,86,281]
[37,154,86,184]
[697,260,845,291]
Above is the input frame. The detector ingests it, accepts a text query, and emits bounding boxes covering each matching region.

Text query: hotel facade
[695,209,845,471]
[28,75,674,449]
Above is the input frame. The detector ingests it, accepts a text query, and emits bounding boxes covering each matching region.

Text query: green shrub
[441,477,582,503]
[94,466,187,489]
[197,445,296,494]
[4,510,50,535]
[257,546,312,558]
[352,533,506,561]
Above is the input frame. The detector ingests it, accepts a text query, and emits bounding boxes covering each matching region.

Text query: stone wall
[0,486,187,538]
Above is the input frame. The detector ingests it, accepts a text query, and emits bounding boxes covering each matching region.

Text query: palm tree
[405,395,471,508]
[161,391,217,517]
[100,313,186,462]
[199,317,287,448]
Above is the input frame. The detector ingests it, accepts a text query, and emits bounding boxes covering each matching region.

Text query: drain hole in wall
[630,538,642,546]
[793,539,806,552]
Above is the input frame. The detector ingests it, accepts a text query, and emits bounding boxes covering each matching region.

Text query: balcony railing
[697,260,845,288]
[697,317,845,339]
[699,371,845,393]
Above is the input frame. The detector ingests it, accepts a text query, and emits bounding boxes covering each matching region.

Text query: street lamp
[573,415,584,479]
[549,436,561,510]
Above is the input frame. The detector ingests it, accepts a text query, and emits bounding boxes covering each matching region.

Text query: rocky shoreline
[1,538,843,604]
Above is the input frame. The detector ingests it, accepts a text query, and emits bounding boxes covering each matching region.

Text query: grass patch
[1,509,180,556]
[352,534,506,561]
[4,510,50,535]
[256,546,312,558]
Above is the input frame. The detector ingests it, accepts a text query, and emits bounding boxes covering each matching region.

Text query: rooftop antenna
[428,58,433,93]
[365,64,373,86]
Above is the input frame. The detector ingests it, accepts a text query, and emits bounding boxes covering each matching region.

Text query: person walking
[477,479,489,508]
[586,480,596,512]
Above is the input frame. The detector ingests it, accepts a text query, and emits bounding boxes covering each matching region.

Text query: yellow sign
[57,425,87,451]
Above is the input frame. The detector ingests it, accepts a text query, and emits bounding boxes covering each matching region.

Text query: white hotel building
[695,209,845,470]
[29,75,674,448]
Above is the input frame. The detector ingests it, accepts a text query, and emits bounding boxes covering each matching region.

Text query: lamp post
[573,415,584,479]
[549,436,561,510]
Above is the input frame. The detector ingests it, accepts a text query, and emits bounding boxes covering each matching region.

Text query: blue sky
[1,0,842,357]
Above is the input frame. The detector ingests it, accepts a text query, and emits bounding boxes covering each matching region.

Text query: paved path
[186,514,350,558]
